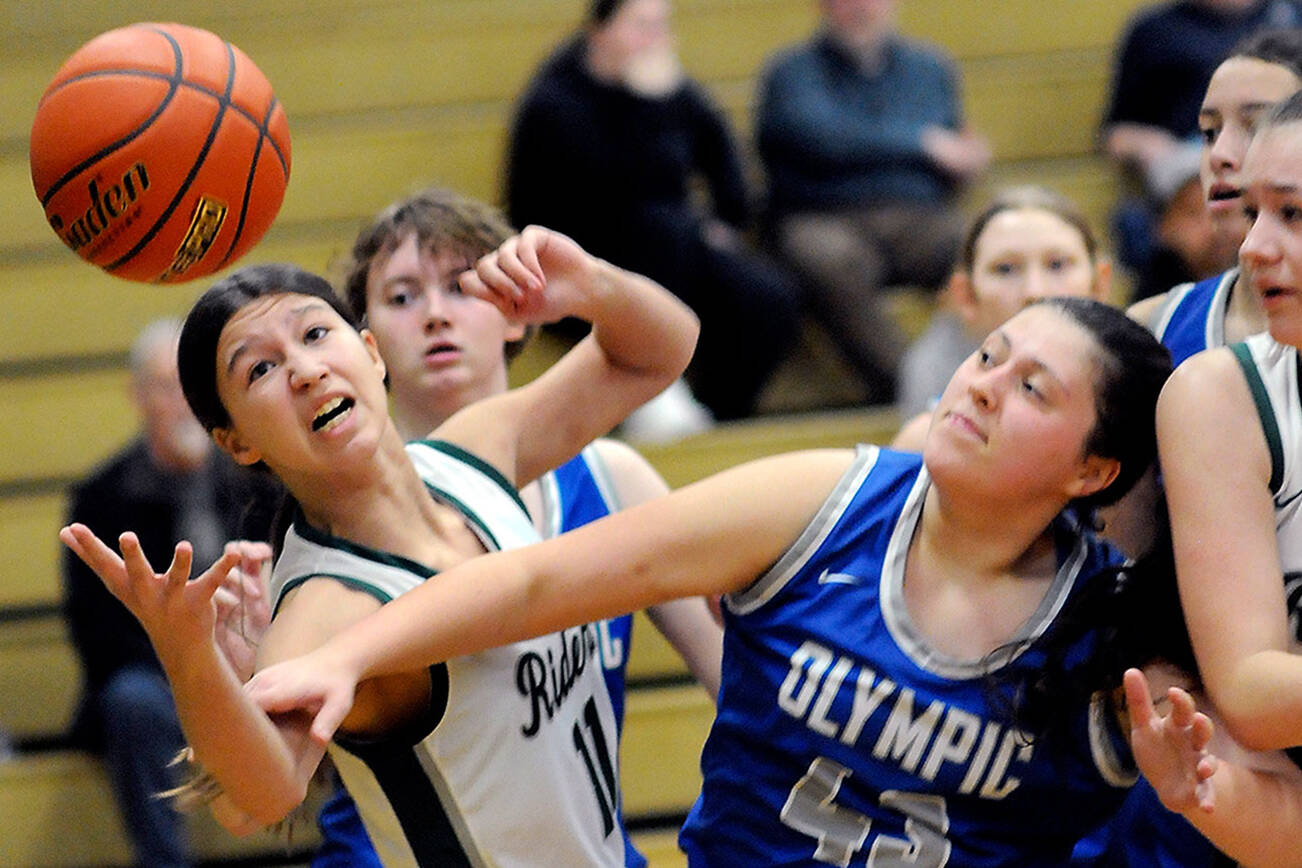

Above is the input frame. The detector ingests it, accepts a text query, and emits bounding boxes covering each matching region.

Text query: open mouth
[312,396,355,432]
[1208,187,1240,203]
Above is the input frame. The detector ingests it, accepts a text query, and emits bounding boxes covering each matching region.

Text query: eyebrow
[224,300,329,375]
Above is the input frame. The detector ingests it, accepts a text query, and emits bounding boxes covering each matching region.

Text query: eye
[977,348,993,367]
[991,261,1018,277]
[1198,124,1218,146]
[387,289,412,307]
[1046,256,1070,272]
[304,324,329,343]
[1020,376,1044,399]
[1243,205,1259,222]
[1282,204,1302,224]
[247,359,273,384]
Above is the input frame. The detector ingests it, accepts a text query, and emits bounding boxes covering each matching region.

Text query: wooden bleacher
[1,0,1151,864]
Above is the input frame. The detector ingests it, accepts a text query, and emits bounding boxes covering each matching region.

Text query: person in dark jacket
[505,0,801,423]
[62,318,276,868]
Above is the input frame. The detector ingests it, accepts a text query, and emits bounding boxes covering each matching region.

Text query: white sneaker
[620,378,714,444]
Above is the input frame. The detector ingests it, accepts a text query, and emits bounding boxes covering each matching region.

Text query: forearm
[160,638,315,824]
[1214,651,1302,750]
[579,258,698,384]
[646,597,723,701]
[1181,763,1302,867]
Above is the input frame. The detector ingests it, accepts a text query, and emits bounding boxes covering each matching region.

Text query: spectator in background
[755,0,989,405]
[1129,140,1239,301]
[505,0,801,433]
[62,319,277,868]
[1101,0,1300,282]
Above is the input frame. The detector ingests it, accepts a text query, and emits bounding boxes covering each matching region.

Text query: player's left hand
[459,225,599,325]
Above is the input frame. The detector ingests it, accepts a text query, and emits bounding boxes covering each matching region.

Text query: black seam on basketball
[106,39,238,277]
[38,49,184,206]
[217,95,279,269]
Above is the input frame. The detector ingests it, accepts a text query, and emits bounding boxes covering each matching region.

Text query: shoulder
[1126,291,1170,331]
[583,438,669,507]
[1157,345,1257,444]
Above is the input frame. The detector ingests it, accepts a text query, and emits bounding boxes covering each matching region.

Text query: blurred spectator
[505,0,801,428]
[755,0,989,404]
[893,186,1112,434]
[62,319,277,868]
[1129,141,1239,301]
[1102,0,1300,279]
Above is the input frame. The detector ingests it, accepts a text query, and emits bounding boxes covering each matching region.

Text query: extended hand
[59,523,241,661]
[213,540,273,682]
[245,649,359,747]
[1125,668,1218,814]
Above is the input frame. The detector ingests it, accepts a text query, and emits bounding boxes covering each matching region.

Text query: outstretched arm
[58,525,320,828]
[1125,669,1302,868]
[594,438,723,700]
[1157,351,1302,749]
[436,226,699,489]
[246,449,855,742]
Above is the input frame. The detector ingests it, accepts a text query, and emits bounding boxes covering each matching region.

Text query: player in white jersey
[1136,89,1302,864]
[246,298,1297,865]
[60,225,699,866]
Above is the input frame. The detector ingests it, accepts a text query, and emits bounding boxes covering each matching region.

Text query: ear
[1091,258,1114,303]
[359,329,387,382]
[948,270,980,326]
[213,426,262,467]
[1067,454,1120,501]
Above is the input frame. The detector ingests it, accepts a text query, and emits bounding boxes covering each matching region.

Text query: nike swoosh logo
[1276,487,1302,510]
[818,569,862,586]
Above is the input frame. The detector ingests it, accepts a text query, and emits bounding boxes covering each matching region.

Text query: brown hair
[958,186,1099,273]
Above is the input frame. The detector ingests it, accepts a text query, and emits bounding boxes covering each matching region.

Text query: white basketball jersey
[270,440,625,868]
[1232,335,1302,646]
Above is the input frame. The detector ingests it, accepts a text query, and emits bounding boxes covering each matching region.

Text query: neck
[914,482,1061,583]
[286,425,435,548]
[1226,269,1269,344]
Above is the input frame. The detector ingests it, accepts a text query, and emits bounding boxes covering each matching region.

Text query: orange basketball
[29,22,291,284]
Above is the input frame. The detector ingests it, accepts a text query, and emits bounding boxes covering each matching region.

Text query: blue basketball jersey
[680,446,1133,867]
[1151,269,1236,366]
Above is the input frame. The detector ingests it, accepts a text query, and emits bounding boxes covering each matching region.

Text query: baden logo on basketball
[48,163,151,255]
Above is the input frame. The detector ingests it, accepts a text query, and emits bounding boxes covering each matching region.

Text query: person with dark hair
[1102,0,1302,291]
[1148,86,1302,851]
[316,187,722,868]
[62,318,277,868]
[755,0,989,404]
[238,298,1242,865]
[61,226,698,867]
[505,0,801,427]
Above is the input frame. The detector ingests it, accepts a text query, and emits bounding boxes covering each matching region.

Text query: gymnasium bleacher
[0,1,1148,864]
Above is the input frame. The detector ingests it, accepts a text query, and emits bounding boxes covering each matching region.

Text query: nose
[1240,212,1278,270]
[1208,126,1242,175]
[286,349,328,391]
[421,288,452,332]
[967,364,1000,410]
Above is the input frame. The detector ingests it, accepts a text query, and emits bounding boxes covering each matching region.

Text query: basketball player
[61,226,698,866]
[314,188,722,868]
[243,298,1239,865]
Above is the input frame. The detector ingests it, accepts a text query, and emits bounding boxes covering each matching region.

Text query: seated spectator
[755,0,989,404]
[893,186,1112,444]
[505,0,802,427]
[61,319,277,868]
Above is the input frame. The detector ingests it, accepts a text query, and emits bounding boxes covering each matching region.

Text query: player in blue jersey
[1129,29,1302,357]
[241,296,1302,866]
[60,226,699,866]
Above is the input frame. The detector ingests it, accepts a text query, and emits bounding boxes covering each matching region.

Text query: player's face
[1240,122,1302,348]
[926,305,1106,506]
[964,208,1098,338]
[592,0,672,69]
[211,293,390,476]
[363,232,522,425]
[1199,58,1301,244]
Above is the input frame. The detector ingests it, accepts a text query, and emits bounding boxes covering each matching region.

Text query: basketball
[29,22,291,284]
